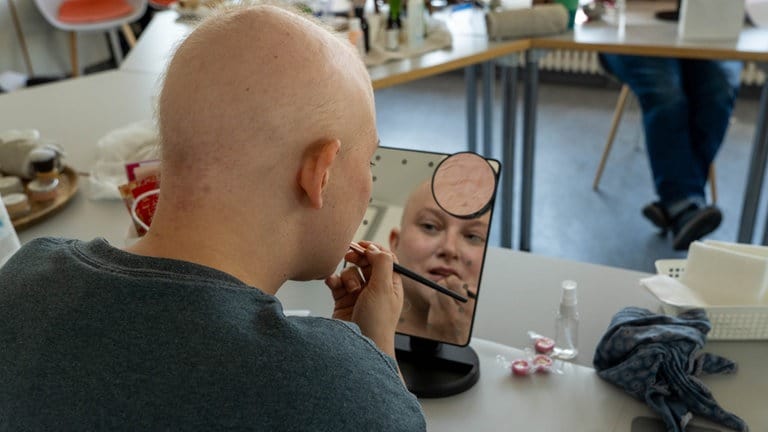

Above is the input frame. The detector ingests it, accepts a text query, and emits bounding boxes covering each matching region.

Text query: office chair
[33,0,148,77]
[592,84,718,203]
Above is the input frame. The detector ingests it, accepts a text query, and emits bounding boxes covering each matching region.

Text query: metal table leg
[498,54,519,249]
[482,61,494,157]
[520,50,543,252]
[466,65,478,154]
[738,67,768,244]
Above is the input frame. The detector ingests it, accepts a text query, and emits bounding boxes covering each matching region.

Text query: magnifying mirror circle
[432,152,497,219]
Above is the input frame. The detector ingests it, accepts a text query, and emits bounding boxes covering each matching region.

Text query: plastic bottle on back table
[554,280,579,359]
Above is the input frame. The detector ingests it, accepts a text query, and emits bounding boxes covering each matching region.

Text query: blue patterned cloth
[593,307,748,432]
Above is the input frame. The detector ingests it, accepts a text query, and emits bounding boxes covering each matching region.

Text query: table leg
[482,61,494,157]
[499,55,518,249]
[108,30,124,65]
[466,65,478,154]
[520,50,541,252]
[69,32,80,77]
[7,0,34,76]
[738,75,768,244]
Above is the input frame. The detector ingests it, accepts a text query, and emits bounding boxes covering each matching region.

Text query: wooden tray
[11,166,79,231]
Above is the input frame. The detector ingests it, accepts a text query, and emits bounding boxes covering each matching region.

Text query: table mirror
[354,146,500,397]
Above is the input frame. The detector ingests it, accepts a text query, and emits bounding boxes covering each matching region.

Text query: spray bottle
[554,280,579,359]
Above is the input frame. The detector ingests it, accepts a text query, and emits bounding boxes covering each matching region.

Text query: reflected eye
[419,222,440,234]
[465,233,486,245]
[370,161,376,167]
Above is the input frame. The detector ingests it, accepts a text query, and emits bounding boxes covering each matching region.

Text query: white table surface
[277,247,768,431]
[120,11,191,75]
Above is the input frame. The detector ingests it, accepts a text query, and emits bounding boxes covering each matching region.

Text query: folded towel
[593,307,747,432]
[485,4,569,40]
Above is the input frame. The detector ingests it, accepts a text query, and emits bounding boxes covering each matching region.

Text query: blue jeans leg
[600,55,740,211]
[681,59,741,183]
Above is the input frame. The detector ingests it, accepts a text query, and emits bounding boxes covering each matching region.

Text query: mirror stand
[394,334,480,398]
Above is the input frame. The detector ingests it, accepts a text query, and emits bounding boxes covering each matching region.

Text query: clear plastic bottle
[348,17,366,58]
[554,280,579,359]
[406,0,424,49]
[0,193,22,268]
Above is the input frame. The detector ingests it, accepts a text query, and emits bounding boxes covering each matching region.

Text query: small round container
[535,337,555,354]
[0,176,24,196]
[2,193,31,219]
[27,178,59,202]
[532,354,554,374]
[511,359,531,376]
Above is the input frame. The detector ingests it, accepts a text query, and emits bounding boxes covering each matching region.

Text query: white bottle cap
[560,280,577,306]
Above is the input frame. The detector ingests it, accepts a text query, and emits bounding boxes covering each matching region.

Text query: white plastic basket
[655,259,768,340]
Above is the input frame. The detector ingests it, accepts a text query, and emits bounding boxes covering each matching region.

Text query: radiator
[538,50,766,86]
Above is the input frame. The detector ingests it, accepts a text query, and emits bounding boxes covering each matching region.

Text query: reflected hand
[325,241,403,358]
[426,275,476,343]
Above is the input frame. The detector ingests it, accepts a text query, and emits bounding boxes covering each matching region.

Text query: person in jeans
[0,4,425,430]
[600,55,742,250]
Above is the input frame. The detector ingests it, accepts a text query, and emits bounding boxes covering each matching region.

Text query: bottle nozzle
[560,280,577,306]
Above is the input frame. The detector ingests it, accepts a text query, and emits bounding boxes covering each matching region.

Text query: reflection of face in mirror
[389,180,489,345]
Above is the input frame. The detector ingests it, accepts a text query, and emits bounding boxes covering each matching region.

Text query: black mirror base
[394,334,480,399]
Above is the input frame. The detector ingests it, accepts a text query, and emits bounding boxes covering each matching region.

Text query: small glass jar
[27,149,60,203]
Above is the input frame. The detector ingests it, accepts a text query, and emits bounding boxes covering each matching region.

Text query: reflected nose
[436,229,460,261]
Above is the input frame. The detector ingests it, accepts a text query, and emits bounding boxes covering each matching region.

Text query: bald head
[157,4,374,203]
[401,180,434,225]
[131,3,379,289]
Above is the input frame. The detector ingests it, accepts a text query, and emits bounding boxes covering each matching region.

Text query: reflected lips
[348,242,469,303]
[428,267,460,280]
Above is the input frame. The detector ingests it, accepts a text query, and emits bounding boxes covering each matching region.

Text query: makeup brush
[349,242,469,303]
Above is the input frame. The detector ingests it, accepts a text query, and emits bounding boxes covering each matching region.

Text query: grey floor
[374,70,762,274]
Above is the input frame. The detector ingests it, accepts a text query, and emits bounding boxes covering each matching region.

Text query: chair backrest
[149,0,175,8]
[33,0,147,32]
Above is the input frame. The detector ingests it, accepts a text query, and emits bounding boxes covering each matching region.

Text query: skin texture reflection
[389,181,490,344]
[432,153,496,217]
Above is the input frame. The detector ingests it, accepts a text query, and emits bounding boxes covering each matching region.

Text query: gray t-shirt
[0,238,425,431]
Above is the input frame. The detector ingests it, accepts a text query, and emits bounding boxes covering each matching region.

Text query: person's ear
[389,228,401,251]
[298,139,341,209]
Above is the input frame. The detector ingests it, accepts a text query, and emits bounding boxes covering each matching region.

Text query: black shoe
[671,205,722,251]
[642,201,671,233]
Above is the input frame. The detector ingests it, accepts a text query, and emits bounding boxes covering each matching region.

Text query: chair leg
[593,84,631,190]
[108,30,124,65]
[121,23,137,48]
[69,32,80,77]
[8,0,34,76]
[708,164,717,204]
